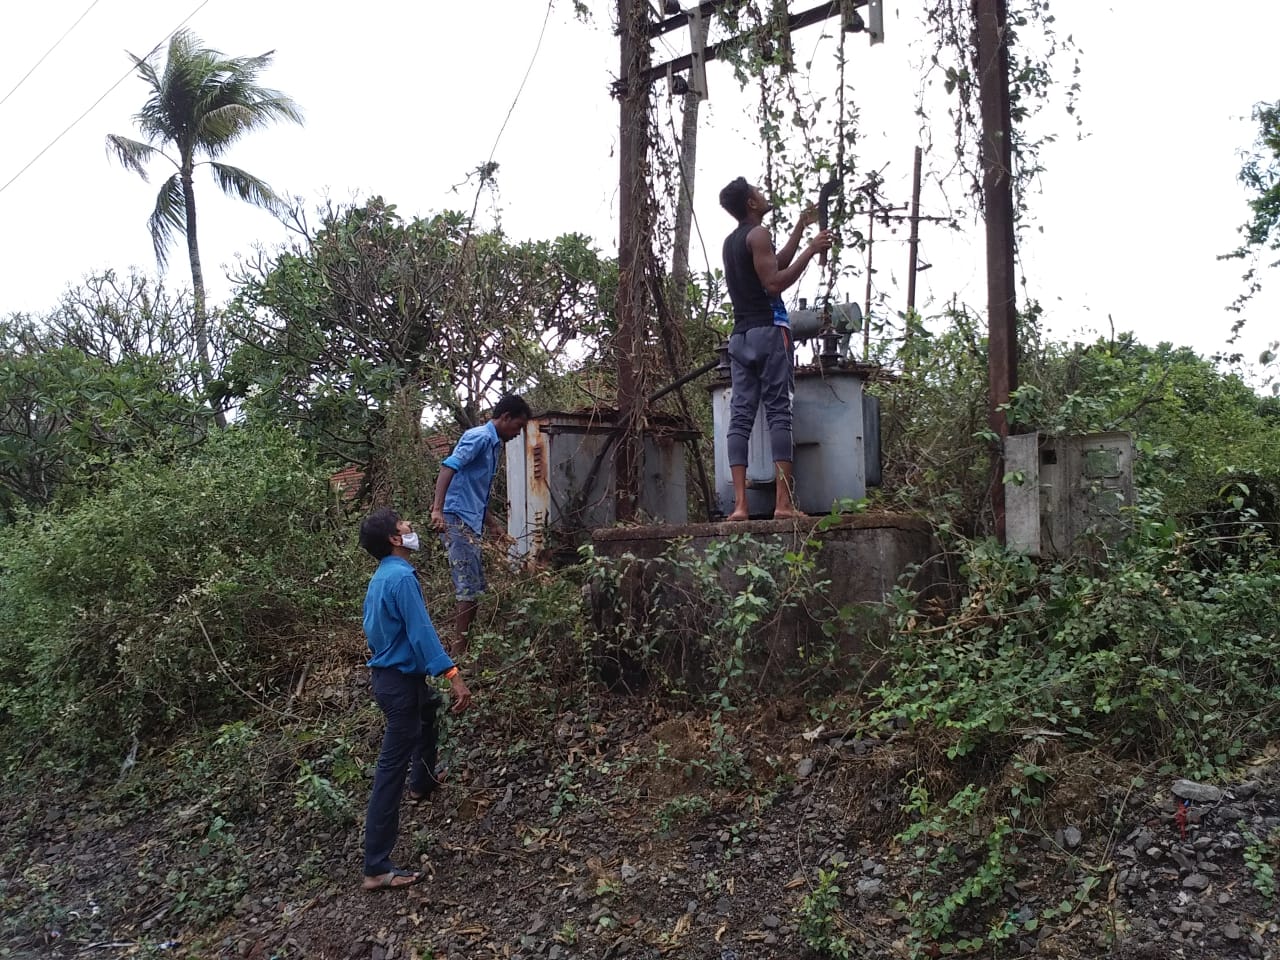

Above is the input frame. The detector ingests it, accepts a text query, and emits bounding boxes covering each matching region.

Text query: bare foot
[772,507,807,520]
[726,510,750,521]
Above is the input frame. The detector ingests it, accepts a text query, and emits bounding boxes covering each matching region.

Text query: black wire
[0,0,212,198]
[0,0,105,109]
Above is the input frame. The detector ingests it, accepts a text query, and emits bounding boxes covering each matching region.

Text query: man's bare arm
[750,225,832,296]
[775,206,818,270]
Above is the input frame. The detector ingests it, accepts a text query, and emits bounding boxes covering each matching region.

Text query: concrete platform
[592,512,935,605]
[587,512,939,689]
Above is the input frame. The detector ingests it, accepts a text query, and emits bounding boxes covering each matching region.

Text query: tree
[224,198,614,465]
[106,30,302,426]
[0,272,213,519]
[1223,100,1280,339]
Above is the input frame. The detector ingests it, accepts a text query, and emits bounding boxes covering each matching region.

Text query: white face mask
[399,531,421,552]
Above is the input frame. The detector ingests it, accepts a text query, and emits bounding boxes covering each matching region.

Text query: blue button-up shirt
[363,556,453,676]
[442,420,503,534]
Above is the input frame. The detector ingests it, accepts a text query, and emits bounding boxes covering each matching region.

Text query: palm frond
[197,94,302,152]
[147,173,187,268]
[105,135,163,180]
[127,50,160,91]
[209,163,280,214]
[112,27,301,261]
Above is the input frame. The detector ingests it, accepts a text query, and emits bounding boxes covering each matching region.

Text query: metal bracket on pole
[687,2,709,99]
[867,0,884,45]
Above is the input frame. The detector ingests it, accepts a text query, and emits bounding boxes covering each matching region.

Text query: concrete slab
[587,512,940,690]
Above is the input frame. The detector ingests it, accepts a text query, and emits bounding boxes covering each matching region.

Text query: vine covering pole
[973,0,1017,543]
[615,0,653,522]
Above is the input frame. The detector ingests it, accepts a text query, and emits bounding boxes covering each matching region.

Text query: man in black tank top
[718,176,832,520]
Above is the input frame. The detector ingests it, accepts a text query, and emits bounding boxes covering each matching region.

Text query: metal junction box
[1005,431,1135,558]
[507,411,696,558]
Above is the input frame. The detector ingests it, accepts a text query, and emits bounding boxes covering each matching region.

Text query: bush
[582,531,845,706]
[875,518,1280,777]
[0,426,362,767]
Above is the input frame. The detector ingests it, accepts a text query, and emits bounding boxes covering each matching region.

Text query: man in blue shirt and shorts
[358,507,472,891]
[430,394,532,657]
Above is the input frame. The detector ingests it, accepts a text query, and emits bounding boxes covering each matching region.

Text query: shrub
[874,518,1280,777]
[0,425,362,767]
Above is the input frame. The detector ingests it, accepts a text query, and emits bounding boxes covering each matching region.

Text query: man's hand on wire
[797,204,819,230]
[809,230,834,255]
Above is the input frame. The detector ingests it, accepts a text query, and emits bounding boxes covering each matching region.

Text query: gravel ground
[3,686,1277,960]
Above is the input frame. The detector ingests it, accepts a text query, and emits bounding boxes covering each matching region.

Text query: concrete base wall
[587,513,938,688]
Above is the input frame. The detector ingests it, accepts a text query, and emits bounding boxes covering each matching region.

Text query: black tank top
[723,222,775,334]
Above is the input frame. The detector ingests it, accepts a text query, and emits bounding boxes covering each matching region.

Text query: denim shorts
[440,513,485,601]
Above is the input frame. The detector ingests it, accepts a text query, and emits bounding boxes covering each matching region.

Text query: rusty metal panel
[1004,431,1134,559]
[509,411,692,558]
[639,431,688,523]
[1066,432,1134,552]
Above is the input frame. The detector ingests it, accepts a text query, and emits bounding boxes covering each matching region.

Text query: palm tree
[107,30,302,426]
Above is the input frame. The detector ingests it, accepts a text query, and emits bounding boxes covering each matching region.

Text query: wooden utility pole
[973,0,1017,542]
[905,144,923,315]
[615,0,871,519]
[615,0,653,521]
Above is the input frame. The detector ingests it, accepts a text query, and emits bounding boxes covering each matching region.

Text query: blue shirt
[363,556,453,676]
[771,296,790,329]
[442,420,503,534]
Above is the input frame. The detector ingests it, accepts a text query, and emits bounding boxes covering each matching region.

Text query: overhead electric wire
[484,0,554,166]
[0,0,211,198]
[0,0,105,109]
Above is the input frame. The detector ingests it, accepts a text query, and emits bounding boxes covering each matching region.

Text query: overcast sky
[1,1,1276,382]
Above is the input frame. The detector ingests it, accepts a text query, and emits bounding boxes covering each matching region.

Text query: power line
[485,0,554,165]
[0,0,211,198]
[0,0,105,109]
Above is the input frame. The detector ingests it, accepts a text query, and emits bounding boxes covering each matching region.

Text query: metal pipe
[647,354,721,404]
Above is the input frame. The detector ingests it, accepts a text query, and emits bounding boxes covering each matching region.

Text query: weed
[294,760,355,824]
[548,761,581,819]
[894,782,1018,955]
[654,794,711,833]
[1243,829,1279,899]
[874,529,1280,778]
[796,864,855,959]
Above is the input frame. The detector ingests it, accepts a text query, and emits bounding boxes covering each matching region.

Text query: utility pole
[906,144,923,315]
[670,6,708,319]
[862,185,877,360]
[614,0,873,519]
[615,0,653,521]
[670,94,700,310]
[973,0,1017,543]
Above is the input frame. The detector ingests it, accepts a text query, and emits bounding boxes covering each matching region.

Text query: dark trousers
[363,667,442,876]
[727,325,795,466]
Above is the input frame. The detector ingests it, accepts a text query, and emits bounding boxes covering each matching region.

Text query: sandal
[361,868,421,891]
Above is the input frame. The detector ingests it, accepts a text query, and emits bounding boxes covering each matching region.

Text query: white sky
[0,1,1276,382]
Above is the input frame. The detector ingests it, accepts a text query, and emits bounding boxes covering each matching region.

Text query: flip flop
[361,868,421,892]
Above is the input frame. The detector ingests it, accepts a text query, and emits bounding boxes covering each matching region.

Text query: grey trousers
[727,324,794,466]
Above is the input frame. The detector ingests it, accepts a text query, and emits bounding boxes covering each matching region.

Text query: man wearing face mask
[358,507,472,891]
